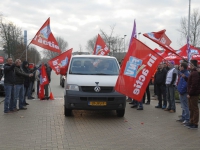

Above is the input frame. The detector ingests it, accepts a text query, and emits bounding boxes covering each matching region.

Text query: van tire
[116,109,125,117]
[64,107,72,116]
[61,81,64,88]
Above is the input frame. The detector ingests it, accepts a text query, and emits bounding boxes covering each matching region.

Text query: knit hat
[190,60,198,67]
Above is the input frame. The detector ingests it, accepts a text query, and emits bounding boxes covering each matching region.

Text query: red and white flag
[31,18,61,53]
[48,48,72,75]
[115,38,162,101]
[93,34,110,56]
[40,64,49,86]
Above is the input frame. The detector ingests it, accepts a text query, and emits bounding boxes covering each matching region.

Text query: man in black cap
[184,60,200,129]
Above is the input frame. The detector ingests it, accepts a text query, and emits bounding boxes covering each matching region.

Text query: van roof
[72,55,116,59]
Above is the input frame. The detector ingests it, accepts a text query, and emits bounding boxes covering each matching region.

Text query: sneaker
[162,105,166,109]
[188,125,198,129]
[155,105,162,108]
[137,107,143,110]
[145,102,150,105]
[176,119,184,122]
[182,120,189,124]
[184,123,193,127]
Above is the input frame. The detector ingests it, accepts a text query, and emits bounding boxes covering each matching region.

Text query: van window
[69,57,119,75]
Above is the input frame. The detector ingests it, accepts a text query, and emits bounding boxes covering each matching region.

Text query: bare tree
[86,35,97,53]
[178,8,200,47]
[43,36,68,59]
[0,16,23,58]
[100,24,116,52]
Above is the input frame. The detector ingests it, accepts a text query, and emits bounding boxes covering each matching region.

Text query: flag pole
[188,0,191,40]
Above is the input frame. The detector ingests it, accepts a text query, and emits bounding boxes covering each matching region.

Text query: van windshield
[69,57,119,75]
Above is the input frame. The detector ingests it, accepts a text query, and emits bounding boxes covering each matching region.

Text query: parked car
[64,55,126,117]
[60,75,66,88]
[0,77,4,95]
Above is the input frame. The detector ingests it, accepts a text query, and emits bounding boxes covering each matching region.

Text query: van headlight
[66,84,79,91]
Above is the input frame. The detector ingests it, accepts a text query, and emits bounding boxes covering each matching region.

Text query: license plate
[89,101,107,106]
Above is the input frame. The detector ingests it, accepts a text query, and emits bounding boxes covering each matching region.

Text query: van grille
[81,86,114,93]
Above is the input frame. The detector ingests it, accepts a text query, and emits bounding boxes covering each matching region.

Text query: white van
[64,55,126,117]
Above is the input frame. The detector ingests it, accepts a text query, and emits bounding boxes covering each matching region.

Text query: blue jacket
[177,69,189,95]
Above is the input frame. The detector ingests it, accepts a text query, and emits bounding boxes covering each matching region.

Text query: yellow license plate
[89,101,107,106]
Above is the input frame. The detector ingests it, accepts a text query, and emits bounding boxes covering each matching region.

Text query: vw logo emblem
[94,86,101,92]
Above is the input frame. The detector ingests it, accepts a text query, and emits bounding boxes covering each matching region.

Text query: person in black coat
[14,59,33,110]
[3,58,15,113]
[154,62,167,109]
[21,61,31,105]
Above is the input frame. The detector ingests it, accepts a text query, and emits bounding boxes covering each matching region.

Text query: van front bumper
[64,90,126,110]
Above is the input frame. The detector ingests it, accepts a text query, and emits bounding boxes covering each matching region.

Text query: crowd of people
[129,59,200,129]
[3,57,52,114]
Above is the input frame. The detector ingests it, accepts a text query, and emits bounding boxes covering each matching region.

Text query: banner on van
[115,38,162,101]
[48,48,73,75]
[93,34,110,56]
[30,18,61,53]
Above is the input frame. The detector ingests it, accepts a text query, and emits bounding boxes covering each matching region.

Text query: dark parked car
[0,77,4,95]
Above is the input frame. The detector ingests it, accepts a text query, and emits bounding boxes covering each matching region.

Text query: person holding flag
[38,64,50,100]
[14,59,33,110]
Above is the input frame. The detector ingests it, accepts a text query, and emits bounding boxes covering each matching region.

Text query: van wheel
[61,80,64,88]
[64,107,72,116]
[116,109,125,117]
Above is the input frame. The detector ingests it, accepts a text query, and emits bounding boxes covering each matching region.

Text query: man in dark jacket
[21,61,31,105]
[185,60,200,129]
[14,59,33,110]
[27,65,36,99]
[3,57,15,113]
[177,62,190,124]
[154,62,167,109]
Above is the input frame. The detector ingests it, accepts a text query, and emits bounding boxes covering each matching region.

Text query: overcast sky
[1,0,200,53]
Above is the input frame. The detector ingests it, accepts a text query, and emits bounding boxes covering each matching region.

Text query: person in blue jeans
[3,57,15,113]
[165,60,178,113]
[14,59,33,110]
[177,62,190,124]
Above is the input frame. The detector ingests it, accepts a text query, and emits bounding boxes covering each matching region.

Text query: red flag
[31,18,61,53]
[41,64,49,85]
[38,85,45,100]
[143,29,189,62]
[115,38,162,101]
[178,44,200,57]
[143,30,175,52]
[48,48,73,75]
[93,34,110,55]
[154,48,168,58]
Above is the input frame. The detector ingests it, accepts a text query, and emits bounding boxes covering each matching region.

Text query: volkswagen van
[64,55,126,117]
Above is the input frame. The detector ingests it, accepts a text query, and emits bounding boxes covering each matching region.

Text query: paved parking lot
[0,94,200,150]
